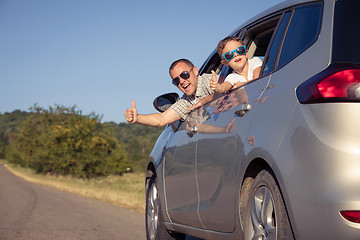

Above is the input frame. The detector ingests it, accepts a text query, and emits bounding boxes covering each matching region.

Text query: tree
[103,122,164,171]
[7,105,130,178]
[0,110,30,158]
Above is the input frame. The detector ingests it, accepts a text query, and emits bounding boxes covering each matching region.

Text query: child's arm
[187,94,214,111]
[211,81,233,93]
[232,81,246,89]
[209,70,233,93]
[253,66,261,79]
[187,70,218,111]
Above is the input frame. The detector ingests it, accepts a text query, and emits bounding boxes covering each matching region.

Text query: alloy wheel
[248,186,276,240]
[146,182,159,240]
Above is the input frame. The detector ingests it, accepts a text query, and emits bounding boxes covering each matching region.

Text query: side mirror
[153,92,179,113]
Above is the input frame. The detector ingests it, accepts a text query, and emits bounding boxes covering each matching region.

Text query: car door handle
[235,103,251,117]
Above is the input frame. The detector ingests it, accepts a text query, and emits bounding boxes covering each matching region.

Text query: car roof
[230,0,323,34]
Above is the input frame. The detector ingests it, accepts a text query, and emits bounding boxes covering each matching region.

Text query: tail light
[296,63,360,104]
[340,211,360,223]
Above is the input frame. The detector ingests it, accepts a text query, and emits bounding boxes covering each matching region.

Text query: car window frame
[275,2,323,71]
[259,11,291,76]
[238,2,323,78]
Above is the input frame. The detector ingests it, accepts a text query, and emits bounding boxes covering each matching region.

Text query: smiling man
[124,58,215,127]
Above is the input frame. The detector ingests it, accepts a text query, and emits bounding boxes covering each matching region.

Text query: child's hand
[210,70,218,91]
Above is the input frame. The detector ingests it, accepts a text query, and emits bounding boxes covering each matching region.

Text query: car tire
[239,176,254,230]
[146,177,186,240]
[244,169,293,240]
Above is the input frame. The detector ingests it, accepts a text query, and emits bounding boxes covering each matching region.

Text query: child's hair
[217,36,245,58]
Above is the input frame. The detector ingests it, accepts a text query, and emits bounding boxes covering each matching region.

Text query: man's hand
[124,100,138,123]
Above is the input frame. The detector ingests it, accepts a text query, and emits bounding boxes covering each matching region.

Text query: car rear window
[332,0,360,64]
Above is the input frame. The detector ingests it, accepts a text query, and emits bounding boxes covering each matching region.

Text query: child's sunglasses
[172,67,193,86]
[222,45,247,61]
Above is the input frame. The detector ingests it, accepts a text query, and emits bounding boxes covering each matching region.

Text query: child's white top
[224,57,263,86]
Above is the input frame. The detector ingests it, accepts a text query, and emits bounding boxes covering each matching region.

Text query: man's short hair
[217,36,245,58]
[169,59,194,74]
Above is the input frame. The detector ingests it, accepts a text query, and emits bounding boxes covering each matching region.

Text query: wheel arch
[242,158,270,182]
[146,162,156,178]
[239,157,295,238]
[145,162,156,194]
[239,158,271,229]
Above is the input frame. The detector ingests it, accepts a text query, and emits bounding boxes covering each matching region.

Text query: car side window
[277,4,322,69]
[199,30,242,84]
[239,14,281,78]
[200,49,223,75]
[244,19,279,59]
[262,11,291,75]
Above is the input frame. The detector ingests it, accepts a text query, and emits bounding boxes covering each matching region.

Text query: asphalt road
[0,164,203,240]
[0,164,146,240]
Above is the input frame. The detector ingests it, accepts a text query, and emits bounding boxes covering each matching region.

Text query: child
[211,36,262,93]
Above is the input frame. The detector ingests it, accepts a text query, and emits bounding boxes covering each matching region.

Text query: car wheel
[244,169,293,240]
[146,177,186,240]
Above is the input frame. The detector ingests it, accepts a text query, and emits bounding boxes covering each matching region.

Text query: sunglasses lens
[236,46,246,55]
[172,68,192,85]
[180,71,190,80]
[172,77,180,86]
[224,52,234,61]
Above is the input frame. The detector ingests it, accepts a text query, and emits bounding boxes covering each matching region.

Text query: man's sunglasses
[222,45,246,61]
[172,67,193,86]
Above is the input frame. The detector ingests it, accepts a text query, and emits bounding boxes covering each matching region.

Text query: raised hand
[210,70,219,91]
[124,100,138,123]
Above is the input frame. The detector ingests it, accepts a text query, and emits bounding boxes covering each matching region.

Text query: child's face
[221,40,248,75]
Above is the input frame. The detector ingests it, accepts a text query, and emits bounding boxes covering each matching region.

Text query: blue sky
[0,0,284,123]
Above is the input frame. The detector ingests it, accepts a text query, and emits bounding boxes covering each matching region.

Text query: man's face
[221,40,248,75]
[170,62,199,96]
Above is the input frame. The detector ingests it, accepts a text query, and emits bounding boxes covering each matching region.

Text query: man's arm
[125,100,181,127]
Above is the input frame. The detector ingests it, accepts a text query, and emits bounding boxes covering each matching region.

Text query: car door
[194,77,271,232]
[163,118,203,228]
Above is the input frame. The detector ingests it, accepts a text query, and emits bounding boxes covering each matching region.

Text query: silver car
[145,0,360,239]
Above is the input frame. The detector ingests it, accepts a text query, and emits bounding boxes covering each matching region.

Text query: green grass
[2,160,145,213]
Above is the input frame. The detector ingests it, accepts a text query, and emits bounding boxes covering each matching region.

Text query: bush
[6,105,131,178]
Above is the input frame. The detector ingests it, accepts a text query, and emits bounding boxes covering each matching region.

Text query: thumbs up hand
[210,70,219,91]
[125,100,138,123]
